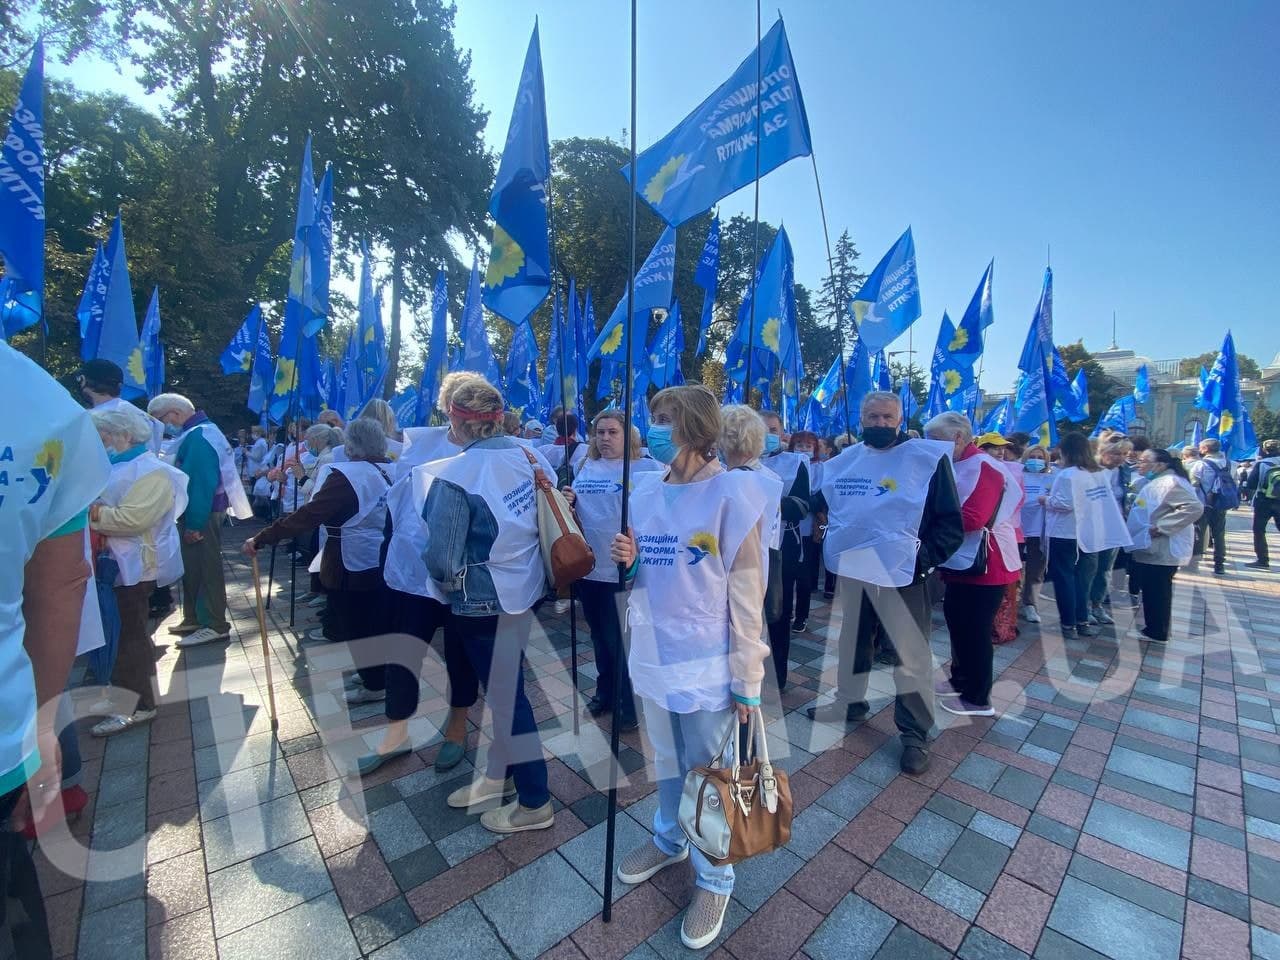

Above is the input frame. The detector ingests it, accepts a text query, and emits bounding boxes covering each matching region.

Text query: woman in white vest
[926,414,1021,719]
[244,418,393,667]
[608,385,770,951]
[1043,433,1132,638]
[1125,448,1203,643]
[759,411,811,688]
[89,406,189,736]
[1018,445,1053,623]
[332,399,404,463]
[561,409,662,731]
[1086,434,1134,626]
[416,378,554,836]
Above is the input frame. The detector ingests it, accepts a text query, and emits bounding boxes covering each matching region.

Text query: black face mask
[861,426,899,449]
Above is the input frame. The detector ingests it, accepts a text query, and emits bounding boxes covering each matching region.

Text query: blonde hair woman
[609,385,771,949]
[1088,435,1135,625]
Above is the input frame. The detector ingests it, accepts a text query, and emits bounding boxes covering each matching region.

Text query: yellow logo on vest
[875,477,898,497]
[686,531,719,565]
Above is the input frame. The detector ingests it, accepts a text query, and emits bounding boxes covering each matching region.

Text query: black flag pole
[285,222,310,629]
[602,0,640,923]
[743,0,764,402]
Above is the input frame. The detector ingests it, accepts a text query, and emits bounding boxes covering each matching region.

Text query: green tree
[1179,351,1262,381]
[1252,403,1280,443]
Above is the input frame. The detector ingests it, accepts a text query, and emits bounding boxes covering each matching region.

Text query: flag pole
[603,0,640,924]
[808,149,855,442]
[743,0,764,402]
[285,223,310,629]
[544,123,581,739]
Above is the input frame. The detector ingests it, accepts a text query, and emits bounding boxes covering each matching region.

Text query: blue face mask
[764,434,781,454]
[1024,459,1046,473]
[647,424,677,464]
[163,422,181,438]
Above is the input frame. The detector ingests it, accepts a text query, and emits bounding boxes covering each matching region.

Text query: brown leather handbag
[521,447,595,591]
[678,707,793,865]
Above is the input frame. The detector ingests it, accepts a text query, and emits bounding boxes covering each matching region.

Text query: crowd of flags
[0,30,1265,464]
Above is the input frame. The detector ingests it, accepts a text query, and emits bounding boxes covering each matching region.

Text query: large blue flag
[247,310,273,415]
[621,20,811,226]
[355,245,388,406]
[1018,267,1054,375]
[1203,331,1244,452]
[0,39,44,337]
[811,354,841,409]
[1050,348,1085,422]
[950,260,994,368]
[872,350,892,391]
[589,225,677,364]
[77,243,109,359]
[1194,365,1210,409]
[284,138,319,339]
[390,386,419,429]
[851,227,921,353]
[417,267,449,425]
[1071,368,1089,419]
[483,23,551,326]
[695,216,719,356]
[1092,395,1137,437]
[505,319,542,421]
[220,306,262,374]
[798,395,827,434]
[1012,337,1055,443]
[297,332,322,418]
[460,260,502,387]
[1133,364,1150,403]
[647,301,686,390]
[135,286,163,398]
[94,214,145,398]
[735,226,799,376]
[928,312,974,415]
[304,163,334,336]
[980,396,1012,435]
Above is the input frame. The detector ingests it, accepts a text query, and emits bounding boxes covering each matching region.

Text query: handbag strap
[520,446,554,492]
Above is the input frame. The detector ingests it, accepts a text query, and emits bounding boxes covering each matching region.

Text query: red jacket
[942,446,1021,587]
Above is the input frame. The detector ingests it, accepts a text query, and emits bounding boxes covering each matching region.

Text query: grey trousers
[180,513,229,634]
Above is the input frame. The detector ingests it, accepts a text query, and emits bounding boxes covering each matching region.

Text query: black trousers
[794,538,820,624]
[1131,561,1176,641]
[1194,507,1227,568]
[942,582,1005,706]
[577,578,634,719]
[0,788,51,959]
[1253,498,1280,564]
[383,590,452,722]
[768,537,803,688]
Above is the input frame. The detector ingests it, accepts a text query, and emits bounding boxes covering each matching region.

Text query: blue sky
[53,0,1280,391]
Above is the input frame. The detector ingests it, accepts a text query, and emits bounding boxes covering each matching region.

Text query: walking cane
[264,542,277,610]
[251,553,280,732]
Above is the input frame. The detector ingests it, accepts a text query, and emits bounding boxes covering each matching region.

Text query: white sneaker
[447,776,516,810]
[176,627,230,648]
[1021,605,1042,624]
[1092,604,1115,626]
[554,599,570,615]
[345,686,386,705]
[91,709,157,737]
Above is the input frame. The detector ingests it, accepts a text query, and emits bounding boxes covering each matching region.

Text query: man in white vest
[806,391,964,775]
[148,393,253,648]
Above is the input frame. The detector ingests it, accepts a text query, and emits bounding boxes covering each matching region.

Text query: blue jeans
[55,692,82,789]
[641,702,735,896]
[1047,538,1099,627]
[1089,548,1119,606]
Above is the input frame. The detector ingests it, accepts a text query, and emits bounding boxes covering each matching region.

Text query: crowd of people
[5,342,1277,954]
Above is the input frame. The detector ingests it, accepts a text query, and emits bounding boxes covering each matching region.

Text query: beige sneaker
[91,709,157,738]
[681,888,730,950]
[616,842,689,884]
[446,775,516,810]
[480,799,554,834]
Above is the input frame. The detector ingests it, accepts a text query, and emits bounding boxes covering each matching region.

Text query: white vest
[383,473,447,601]
[626,470,769,714]
[247,437,269,477]
[1064,468,1133,554]
[100,452,189,587]
[733,463,784,550]
[332,437,404,464]
[1127,473,1195,563]
[312,460,392,573]
[763,450,810,541]
[1020,467,1052,538]
[571,456,664,581]
[821,440,952,588]
[180,421,253,519]
[942,451,1022,573]
[412,445,546,614]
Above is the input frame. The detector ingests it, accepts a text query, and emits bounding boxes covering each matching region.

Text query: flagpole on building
[743,0,764,402]
[603,0,640,923]
[808,150,855,440]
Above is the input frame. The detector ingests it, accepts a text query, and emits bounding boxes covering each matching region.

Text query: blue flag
[900,379,919,422]
[77,243,109,359]
[334,330,360,421]
[0,39,44,337]
[304,163,334,336]
[284,138,320,340]
[1133,363,1150,404]
[418,267,449,425]
[633,388,651,439]
[811,354,841,409]
[220,307,262,374]
[1238,405,1258,459]
[695,216,719,356]
[872,350,892,391]
[1012,337,1056,443]
[647,302,686,390]
[94,214,145,398]
[390,386,419,429]
[851,227,921,353]
[483,23,551,326]
[137,286,163,398]
[928,313,974,414]
[798,395,828,433]
[1070,368,1089,420]
[980,396,1012,435]
[735,226,799,375]
[1189,419,1204,449]
[247,310,273,415]
[1049,349,1085,422]
[1194,365,1210,410]
[505,319,542,421]
[355,245,388,406]
[316,356,333,412]
[1092,395,1137,437]
[1203,331,1244,452]
[1018,267,1054,375]
[573,281,592,393]
[950,260,994,368]
[622,20,811,226]
[460,260,501,386]
[297,332,322,418]
[589,225,677,364]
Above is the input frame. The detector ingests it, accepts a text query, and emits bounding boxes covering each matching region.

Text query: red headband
[449,404,504,422]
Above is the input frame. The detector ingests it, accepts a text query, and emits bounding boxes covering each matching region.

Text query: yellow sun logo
[852,300,869,325]
[239,350,253,372]
[601,323,624,357]
[485,225,524,288]
[948,327,969,352]
[686,531,719,564]
[761,317,782,353]
[35,438,64,478]
[643,154,686,205]
[127,346,146,386]
[364,325,376,345]
[943,369,963,394]
[1219,411,1234,435]
[875,477,898,496]
[273,357,297,395]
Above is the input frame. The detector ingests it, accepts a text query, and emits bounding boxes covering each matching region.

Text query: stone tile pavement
[39,512,1280,959]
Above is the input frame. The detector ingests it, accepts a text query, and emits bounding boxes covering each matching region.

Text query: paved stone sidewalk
[39,513,1280,960]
